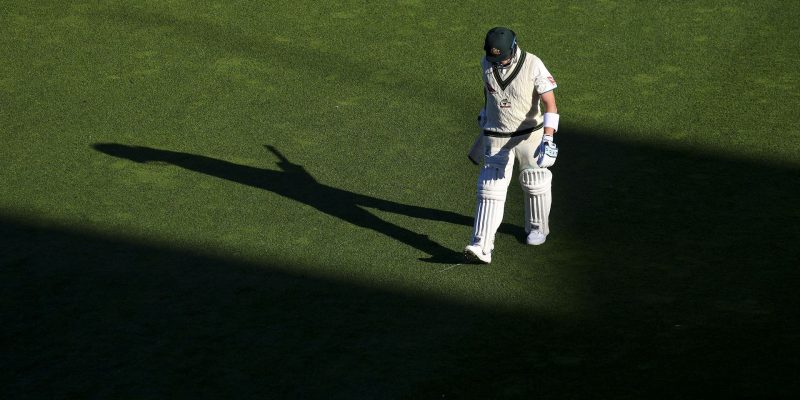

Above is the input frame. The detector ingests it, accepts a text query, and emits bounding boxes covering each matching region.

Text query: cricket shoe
[526,229,547,245]
[464,244,491,264]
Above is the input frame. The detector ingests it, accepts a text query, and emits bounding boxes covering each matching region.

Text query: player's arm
[537,91,559,168]
[533,56,558,137]
[541,90,558,137]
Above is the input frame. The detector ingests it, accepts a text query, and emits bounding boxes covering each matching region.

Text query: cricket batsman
[464,27,560,264]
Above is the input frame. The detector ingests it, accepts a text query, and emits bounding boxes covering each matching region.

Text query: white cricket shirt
[481,47,557,134]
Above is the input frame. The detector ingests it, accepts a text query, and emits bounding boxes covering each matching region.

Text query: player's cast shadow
[93,143,514,263]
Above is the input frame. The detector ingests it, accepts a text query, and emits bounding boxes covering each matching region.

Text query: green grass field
[2,0,800,398]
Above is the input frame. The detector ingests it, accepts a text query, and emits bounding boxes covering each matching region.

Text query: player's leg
[519,168,552,244]
[516,130,553,245]
[465,136,514,263]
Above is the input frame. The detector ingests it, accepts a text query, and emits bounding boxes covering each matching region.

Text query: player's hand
[536,135,558,168]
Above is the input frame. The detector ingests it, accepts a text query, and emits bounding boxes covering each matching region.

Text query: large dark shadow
[92,143,519,263]
[0,217,555,399]
[3,129,800,398]
[549,128,800,398]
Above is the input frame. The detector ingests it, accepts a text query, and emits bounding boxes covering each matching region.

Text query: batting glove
[536,135,558,168]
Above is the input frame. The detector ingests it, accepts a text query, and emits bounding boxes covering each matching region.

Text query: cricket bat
[467,132,484,165]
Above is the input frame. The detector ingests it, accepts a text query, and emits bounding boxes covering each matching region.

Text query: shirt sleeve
[532,56,557,94]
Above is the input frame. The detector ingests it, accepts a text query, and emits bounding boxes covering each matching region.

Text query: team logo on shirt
[500,98,511,108]
[547,76,556,85]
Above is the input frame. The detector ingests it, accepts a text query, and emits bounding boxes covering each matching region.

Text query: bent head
[484,26,517,66]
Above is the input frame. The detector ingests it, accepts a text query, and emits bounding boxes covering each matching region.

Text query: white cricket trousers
[470,128,553,252]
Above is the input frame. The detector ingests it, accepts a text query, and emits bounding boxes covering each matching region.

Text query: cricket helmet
[484,27,517,64]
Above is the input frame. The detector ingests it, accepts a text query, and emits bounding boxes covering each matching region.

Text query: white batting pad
[519,168,552,235]
[471,163,511,253]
